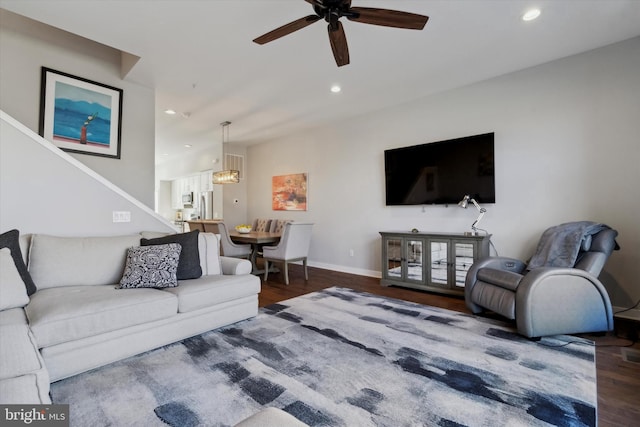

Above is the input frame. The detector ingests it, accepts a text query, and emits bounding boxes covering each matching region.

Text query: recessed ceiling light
[184,144,192,148]
[330,85,341,93]
[522,8,541,21]
[164,109,176,115]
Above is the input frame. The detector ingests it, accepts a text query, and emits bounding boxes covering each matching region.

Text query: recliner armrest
[477,268,523,291]
[465,256,526,313]
[515,267,614,337]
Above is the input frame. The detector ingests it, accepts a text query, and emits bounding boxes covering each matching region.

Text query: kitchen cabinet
[183,175,200,195]
[200,170,214,192]
[170,179,184,209]
[171,171,216,211]
[380,231,491,296]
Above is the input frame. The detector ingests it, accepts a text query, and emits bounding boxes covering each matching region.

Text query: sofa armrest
[220,256,252,275]
[515,267,614,337]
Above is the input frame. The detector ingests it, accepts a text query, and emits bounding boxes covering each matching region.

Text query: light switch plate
[112,211,131,223]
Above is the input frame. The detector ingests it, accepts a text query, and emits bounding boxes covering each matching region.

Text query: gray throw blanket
[527,221,609,270]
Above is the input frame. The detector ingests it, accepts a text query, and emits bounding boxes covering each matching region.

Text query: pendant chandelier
[212,121,240,184]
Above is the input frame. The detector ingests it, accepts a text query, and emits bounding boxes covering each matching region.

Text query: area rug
[50,287,597,426]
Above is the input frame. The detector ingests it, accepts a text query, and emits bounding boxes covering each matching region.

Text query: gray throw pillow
[118,243,181,289]
[140,230,202,280]
[0,229,37,295]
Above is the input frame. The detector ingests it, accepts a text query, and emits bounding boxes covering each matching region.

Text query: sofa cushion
[141,230,202,280]
[234,407,309,427]
[0,229,37,295]
[0,323,51,404]
[162,274,261,313]
[28,234,142,289]
[26,285,178,348]
[0,308,28,327]
[0,247,30,310]
[0,374,51,404]
[119,243,181,289]
[0,324,47,380]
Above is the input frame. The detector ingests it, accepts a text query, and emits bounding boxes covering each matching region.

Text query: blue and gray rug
[51,287,596,426]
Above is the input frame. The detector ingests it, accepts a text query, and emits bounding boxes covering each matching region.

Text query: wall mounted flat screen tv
[384,132,495,206]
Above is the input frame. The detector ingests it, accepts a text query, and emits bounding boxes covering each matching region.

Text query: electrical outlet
[112,211,131,223]
[349,249,355,257]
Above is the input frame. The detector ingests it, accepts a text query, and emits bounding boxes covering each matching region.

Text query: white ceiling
[2,0,640,165]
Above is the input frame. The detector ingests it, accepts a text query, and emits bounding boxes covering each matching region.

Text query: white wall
[221,144,248,228]
[0,10,155,207]
[1,112,175,236]
[247,37,640,307]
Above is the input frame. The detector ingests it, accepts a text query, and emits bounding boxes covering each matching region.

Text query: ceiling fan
[253,0,429,67]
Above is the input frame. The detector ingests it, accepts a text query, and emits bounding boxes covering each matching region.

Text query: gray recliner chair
[465,222,619,338]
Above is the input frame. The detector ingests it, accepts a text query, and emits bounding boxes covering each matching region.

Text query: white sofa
[0,230,261,404]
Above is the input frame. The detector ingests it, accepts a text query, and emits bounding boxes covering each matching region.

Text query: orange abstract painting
[272,173,308,211]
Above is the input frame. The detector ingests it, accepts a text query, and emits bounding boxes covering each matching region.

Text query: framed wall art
[272,173,308,211]
[39,67,123,159]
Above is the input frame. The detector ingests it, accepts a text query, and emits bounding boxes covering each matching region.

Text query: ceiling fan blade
[347,7,429,30]
[328,21,350,67]
[253,15,322,45]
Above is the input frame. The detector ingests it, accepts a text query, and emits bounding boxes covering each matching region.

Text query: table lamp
[458,195,487,235]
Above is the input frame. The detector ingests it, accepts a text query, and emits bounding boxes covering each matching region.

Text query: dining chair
[252,218,271,232]
[263,222,314,285]
[269,219,292,234]
[217,222,252,259]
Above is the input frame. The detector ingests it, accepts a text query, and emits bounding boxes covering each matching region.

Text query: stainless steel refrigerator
[198,191,215,219]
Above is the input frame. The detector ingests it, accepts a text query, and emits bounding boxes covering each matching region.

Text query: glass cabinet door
[381,232,489,294]
[453,242,475,287]
[405,239,423,282]
[385,238,403,279]
[429,240,449,286]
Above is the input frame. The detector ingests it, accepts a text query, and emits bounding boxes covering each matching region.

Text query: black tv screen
[384,133,495,205]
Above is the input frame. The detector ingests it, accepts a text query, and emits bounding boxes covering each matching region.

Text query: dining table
[228,230,281,275]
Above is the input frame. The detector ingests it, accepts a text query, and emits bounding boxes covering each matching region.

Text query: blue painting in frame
[39,67,123,159]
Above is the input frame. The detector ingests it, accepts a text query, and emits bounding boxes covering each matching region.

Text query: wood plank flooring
[258,264,640,427]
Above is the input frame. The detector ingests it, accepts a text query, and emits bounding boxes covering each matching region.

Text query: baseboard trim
[307,261,381,279]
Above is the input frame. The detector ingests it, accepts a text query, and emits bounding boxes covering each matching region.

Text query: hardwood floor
[258,264,640,427]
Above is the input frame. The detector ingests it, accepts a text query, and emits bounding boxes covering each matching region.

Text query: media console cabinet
[380,231,491,296]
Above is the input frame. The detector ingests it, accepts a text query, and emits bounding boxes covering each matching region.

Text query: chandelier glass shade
[212,169,239,184]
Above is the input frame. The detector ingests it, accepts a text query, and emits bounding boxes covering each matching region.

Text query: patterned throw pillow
[118,243,181,289]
